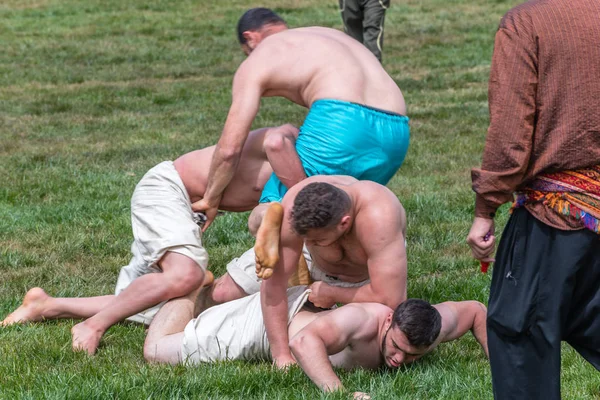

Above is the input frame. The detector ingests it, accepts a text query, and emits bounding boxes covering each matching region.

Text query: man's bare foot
[287,254,313,287]
[254,202,284,280]
[202,270,214,287]
[72,321,105,355]
[1,287,51,326]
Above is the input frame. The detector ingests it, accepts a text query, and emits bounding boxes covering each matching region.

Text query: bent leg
[144,287,202,364]
[72,251,206,355]
[2,288,115,326]
[248,203,269,237]
[194,272,249,315]
[263,124,305,190]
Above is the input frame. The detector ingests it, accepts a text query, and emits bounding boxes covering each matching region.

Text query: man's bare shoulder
[330,303,390,335]
[282,175,358,202]
[351,181,405,215]
[254,26,363,61]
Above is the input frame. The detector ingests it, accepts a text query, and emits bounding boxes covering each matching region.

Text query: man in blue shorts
[192,8,409,234]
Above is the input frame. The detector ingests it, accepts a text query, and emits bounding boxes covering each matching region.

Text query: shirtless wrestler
[193,8,410,235]
[144,285,488,398]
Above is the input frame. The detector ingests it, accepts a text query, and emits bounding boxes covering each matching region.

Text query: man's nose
[395,352,405,364]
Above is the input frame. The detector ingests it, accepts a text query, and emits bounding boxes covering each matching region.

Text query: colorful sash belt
[513,165,600,234]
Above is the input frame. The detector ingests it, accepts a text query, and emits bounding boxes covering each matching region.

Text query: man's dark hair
[290,182,351,235]
[237,8,286,45]
[391,299,442,347]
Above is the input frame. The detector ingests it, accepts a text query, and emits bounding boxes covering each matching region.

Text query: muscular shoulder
[283,175,358,202]
[353,182,405,225]
[337,303,389,339]
[352,181,397,201]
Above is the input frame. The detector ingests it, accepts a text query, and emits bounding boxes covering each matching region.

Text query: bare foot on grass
[72,321,104,355]
[1,287,51,326]
[254,202,284,280]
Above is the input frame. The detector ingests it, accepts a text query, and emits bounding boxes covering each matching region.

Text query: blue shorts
[259,99,410,203]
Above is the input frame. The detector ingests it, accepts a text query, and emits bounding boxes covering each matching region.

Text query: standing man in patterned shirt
[467,1,600,399]
[339,0,390,62]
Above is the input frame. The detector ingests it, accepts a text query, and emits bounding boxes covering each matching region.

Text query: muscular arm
[261,221,304,366]
[321,197,407,308]
[436,301,489,358]
[289,305,370,392]
[202,59,264,208]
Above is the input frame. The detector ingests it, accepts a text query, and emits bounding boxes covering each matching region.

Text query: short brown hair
[290,182,351,235]
[392,299,442,347]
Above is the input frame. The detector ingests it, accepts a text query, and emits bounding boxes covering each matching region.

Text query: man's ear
[383,312,393,330]
[243,31,258,50]
[339,215,351,230]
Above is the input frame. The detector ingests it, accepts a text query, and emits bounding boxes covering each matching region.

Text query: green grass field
[1,0,598,398]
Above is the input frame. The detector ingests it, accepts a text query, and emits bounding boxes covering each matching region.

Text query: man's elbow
[372,292,405,309]
[471,301,488,317]
[218,146,242,163]
[474,301,488,323]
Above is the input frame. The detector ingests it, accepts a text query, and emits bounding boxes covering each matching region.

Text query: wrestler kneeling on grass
[144,284,489,398]
[1,125,299,355]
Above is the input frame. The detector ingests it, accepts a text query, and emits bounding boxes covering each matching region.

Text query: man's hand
[191,198,219,232]
[274,354,297,369]
[467,217,496,261]
[353,392,371,400]
[308,281,336,309]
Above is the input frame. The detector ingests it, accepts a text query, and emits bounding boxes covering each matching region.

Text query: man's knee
[264,131,287,154]
[143,340,159,363]
[143,339,173,365]
[248,204,269,236]
[263,125,298,153]
[211,274,248,305]
[160,254,205,298]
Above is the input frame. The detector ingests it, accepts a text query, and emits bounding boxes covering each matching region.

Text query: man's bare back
[174,127,274,211]
[196,12,409,228]
[241,27,406,114]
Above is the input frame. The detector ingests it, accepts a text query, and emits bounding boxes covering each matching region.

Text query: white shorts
[114,161,209,325]
[181,286,311,363]
[226,247,369,295]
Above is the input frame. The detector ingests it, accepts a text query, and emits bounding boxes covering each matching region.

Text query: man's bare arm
[290,305,369,392]
[436,301,489,357]
[261,228,304,367]
[193,60,263,226]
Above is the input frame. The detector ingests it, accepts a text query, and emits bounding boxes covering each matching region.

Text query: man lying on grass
[144,285,489,398]
[0,124,299,355]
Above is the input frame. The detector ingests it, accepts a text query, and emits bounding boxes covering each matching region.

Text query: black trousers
[487,208,600,399]
[339,0,390,61]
